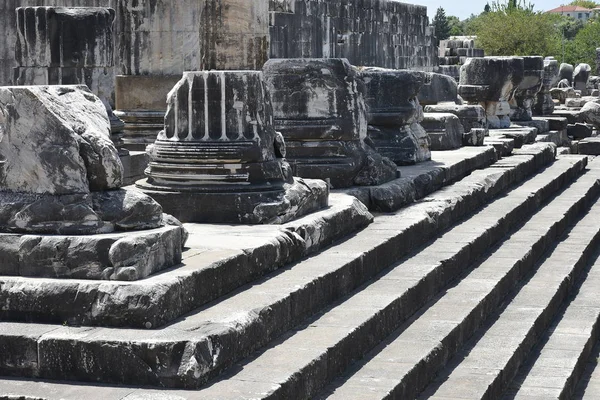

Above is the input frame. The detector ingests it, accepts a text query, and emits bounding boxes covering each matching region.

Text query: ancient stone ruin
[361,67,431,165]
[263,58,398,188]
[14,6,125,151]
[459,56,524,129]
[3,0,600,399]
[0,85,186,281]
[438,37,485,81]
[137,70,329,223]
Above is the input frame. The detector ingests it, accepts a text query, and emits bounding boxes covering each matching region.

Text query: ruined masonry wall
[0,0,268,86]
[269,0,437,71]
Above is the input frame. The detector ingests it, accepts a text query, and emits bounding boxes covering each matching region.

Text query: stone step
[419,160,600,399]
[0,192,372,329]
[535,130,568,147]
[574,341,600,399]
[171,156,588,398]
[0,145,559,391]
[502,246,600,399]
[484,137,515,158]
[339,146,498,212]
[576,137,600,155]
[489,127,538,148]
[318,156,598,400]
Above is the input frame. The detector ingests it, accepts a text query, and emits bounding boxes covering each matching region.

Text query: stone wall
[269,0,437,71]
[0,0,115,87]
[0,0,268,86]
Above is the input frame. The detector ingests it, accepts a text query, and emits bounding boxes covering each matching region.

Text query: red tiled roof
[547,5,592,13]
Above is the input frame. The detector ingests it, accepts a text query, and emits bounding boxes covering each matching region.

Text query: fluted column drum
[137,70,329,224]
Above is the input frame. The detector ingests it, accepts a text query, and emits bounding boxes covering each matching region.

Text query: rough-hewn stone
[0,85,185,279]
[263,58,398,188]
[459,57,524,129]
[559,63,574,85]
[574,63,591,95]
[579,101,600,129]
[510,56,544,121]
[418,73,458,105]
[0,85,121,196]
[534,58,560,116]
[362,68,431,165]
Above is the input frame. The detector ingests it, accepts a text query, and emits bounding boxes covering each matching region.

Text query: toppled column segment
[137,70,329,224]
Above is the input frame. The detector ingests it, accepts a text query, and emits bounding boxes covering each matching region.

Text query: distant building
[547,5,593,21]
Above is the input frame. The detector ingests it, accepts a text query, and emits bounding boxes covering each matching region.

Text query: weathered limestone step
[168,156,587,398]
[319,156,597,400]
[489,126,538,148]
[422,163,600,399]
[577,137,600,155]
[0,145,558,390]
[574,341,600,399]
[0,193,372,328]
[503,248,600,399]
[338,146,498,212]
[535,130,568,147]
[484,137,515,158]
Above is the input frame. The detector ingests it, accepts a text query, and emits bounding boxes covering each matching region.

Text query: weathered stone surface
[579,101,600,129]
[138,70,329,223]
[559,63,574,85]
[0,85,121,195]
[550,87,576,104]
[91,189,162,231]
[534,58,560,116]
[567,123,592,139]
[424,103,487,134]
[574,63,591,94]
[0,222,183,281]
[269,0,436,71]
[418,73,458,105]
[459,57,524,129]
[13,6,126,150]
[510,56,544,121]
[565,96,598,108]
[463,128,486,146]
[263,58,397,188]
[422,113,464,150]
[361,67,431,165]
[0,193,370,327]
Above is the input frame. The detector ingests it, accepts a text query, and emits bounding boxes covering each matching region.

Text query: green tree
[569,0,598,9]
[447,15,464,36]
[472,6,561,57]
[433,7,451,42]
[565,20,600,66]
[557,16,585,40]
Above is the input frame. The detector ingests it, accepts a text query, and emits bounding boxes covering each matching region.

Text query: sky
[410,0,570,20]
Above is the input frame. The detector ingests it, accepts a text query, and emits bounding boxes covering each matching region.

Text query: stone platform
[338,145,498,212]
[0,193,371,328]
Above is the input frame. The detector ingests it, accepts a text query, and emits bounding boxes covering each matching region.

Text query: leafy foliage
[470,5,560,58]
[564,20,600,65]
[569,0,598,9]
[433,7,451,41]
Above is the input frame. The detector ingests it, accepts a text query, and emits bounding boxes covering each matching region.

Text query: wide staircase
[1,143,600,399]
